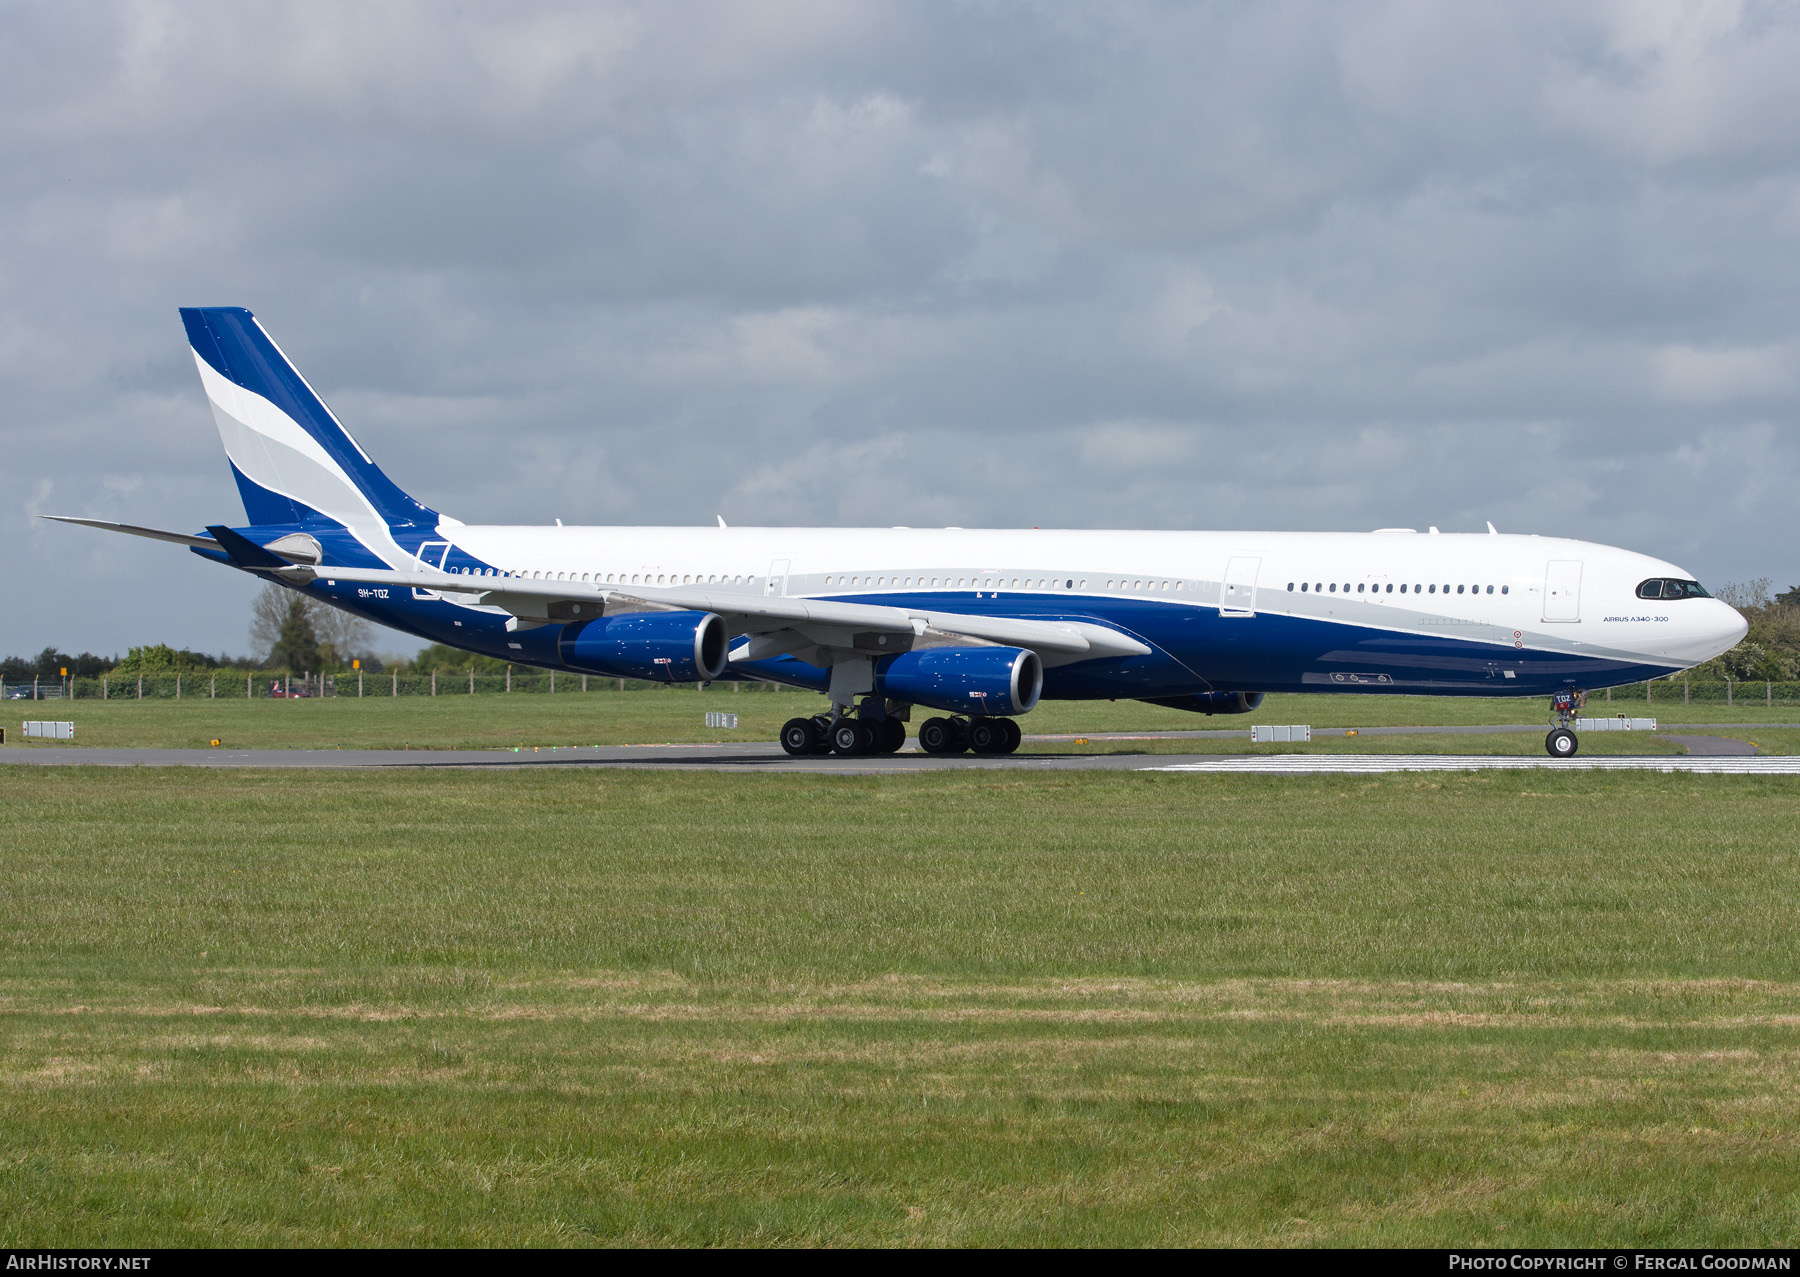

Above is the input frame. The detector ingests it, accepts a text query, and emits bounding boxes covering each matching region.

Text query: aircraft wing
[41,515,1151,664]
[309,564,1151,661]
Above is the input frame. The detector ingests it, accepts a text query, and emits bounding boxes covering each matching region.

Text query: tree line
[3,584,384,682]
[5,583,536,684]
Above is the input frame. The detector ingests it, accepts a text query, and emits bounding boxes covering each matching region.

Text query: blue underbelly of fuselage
[300,578,1673,703]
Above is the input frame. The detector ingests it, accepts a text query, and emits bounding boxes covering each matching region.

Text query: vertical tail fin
[180,307,437,531]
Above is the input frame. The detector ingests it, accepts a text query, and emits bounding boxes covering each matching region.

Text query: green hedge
[1595,679,1800,706]
[17,674,807,700]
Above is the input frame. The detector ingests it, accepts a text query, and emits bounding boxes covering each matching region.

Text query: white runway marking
[1142,755,1800,774]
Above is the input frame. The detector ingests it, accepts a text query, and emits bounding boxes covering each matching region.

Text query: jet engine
[1139,691,1265,715]
[558,611,729,682]
[877,646,1043,717]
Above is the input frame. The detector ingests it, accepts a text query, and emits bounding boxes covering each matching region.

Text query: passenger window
[1501,585,1508,594]
[1385,583,1393,593]
[1457,585,1464,594]
[1357,583,1365,593]
[1300,582,1308,592]
[1329,582,1337,592]
[1288,582,1295,591]
[1485,585,1493,594]
[1428,584,1435,594]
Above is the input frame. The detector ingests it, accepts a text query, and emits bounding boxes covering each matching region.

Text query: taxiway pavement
[0,723,1786,775]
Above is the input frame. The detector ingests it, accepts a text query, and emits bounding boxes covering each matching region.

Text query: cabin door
[1221,556,1261,618]
[412,540,451,600]
[1542,560,1583,622]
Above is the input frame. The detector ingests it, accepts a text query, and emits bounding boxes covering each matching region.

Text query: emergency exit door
[1542,560,1583,622]
[1221,556,1261,617]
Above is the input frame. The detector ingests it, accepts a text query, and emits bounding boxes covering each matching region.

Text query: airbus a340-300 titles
[52,308,1748,758]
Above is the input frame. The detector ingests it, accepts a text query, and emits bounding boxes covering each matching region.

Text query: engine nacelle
[558,611,729,682]
[1140,691,1265,715]
[877,646,1043,717]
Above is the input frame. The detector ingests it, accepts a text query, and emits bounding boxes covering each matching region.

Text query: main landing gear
[779,712,906,757]
[778,705,1025,758]
[918,716,1022,756]
[1545,689,1586,758]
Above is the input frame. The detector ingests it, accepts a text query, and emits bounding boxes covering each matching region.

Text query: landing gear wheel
[968,717,1006,754]
[832,720,877,756]
[1546,727,1578,758]
[779,717,819,756]
[997,718,1022,755]
[879,718,906,753]
[917,717,964,754]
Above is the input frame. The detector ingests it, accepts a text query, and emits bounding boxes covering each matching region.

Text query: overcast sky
[4,0,1798,658]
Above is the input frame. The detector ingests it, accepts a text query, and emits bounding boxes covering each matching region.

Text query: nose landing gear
[1545,689,1586,758]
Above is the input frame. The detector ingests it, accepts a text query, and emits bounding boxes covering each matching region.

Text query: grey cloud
[2,0,1798,657]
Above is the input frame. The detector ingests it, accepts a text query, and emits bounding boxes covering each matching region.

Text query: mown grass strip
[7,690,1797,753]
[3,767,1799,1245]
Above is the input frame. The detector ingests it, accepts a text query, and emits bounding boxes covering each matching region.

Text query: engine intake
[877,646,1043,717]
[558,611,728,682]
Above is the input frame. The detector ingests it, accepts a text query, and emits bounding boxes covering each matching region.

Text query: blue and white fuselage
[288,521,1739,700]
[52,307,1748,741]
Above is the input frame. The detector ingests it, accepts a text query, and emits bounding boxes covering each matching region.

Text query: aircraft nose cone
[1655,599,1748,666]
[1710,600,1749,656]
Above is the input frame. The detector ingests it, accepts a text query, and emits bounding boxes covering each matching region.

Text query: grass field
[3,686,1796,752]
[4,766,1800,1246]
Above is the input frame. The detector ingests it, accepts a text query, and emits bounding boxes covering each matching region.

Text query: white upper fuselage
[433,523,1746,671]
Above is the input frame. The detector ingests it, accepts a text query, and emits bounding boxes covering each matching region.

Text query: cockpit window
[1637,578,1710,600]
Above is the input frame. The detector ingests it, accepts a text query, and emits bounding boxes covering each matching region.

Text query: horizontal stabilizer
[45,516,323,569]
[205,524,294,570]
[40,515,218,550]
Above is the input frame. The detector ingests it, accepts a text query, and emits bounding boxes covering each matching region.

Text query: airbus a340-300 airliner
[52,307,1748,758]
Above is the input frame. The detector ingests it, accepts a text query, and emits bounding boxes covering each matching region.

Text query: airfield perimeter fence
[7,673,1800,708]
[3,673,813,701]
